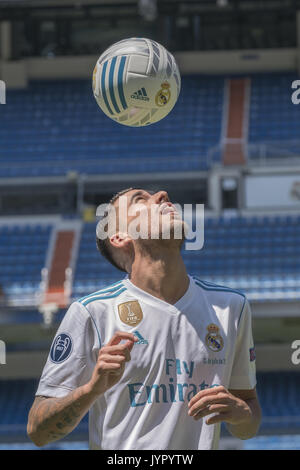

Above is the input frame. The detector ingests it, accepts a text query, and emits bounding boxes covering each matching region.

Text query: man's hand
[27,330,138,447]
[87,331,138,397]
[188,385,261,439]
[188,385,251,424]
[188,385,251,425]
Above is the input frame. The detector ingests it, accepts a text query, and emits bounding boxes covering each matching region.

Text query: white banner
[245,174,300,208]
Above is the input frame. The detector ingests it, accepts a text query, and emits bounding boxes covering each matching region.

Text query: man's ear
[109,232,131,249]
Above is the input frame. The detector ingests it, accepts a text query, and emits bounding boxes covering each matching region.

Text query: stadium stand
[1,72,300,179]
[0,76,224,178]
[255,371,300,432]
[248,72,300,160]
[0,224,52,304]
[0,378,88,441]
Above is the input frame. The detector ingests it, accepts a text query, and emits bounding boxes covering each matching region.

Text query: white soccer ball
[92,38,181,127]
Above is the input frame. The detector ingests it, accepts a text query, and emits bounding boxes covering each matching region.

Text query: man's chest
[96,299,236,385]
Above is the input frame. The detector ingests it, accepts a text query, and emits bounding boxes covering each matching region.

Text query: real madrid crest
[205,324,224,352]
[118,300,143,326]
[155,82,171,107]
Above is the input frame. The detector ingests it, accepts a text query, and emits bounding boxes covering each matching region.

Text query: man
[27,188,261,450]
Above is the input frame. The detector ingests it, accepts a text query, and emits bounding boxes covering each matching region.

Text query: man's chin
[130,217,189,244]
[159,218,187,241]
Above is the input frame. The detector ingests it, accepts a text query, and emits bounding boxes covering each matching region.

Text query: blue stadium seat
[0,224,52,291]
[249,72,300,156]
[0,76,224,178]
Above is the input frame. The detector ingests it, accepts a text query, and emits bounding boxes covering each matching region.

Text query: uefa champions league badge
[50,333,73,364]
[205,324,224,352]
[155,82,171,107]
[118,301,143,326]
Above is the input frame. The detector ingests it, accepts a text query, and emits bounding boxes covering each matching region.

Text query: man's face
[113,188,186,243]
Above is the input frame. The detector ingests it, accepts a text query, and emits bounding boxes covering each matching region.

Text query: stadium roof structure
[0,0,299,24]
[0,0,298,9]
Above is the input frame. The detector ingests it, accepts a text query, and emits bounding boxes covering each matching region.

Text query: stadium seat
[0,77,224,178]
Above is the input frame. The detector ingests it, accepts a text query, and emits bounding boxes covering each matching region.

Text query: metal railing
[207,140,300,167]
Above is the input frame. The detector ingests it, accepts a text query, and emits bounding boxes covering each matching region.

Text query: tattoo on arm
[28,387,92,445]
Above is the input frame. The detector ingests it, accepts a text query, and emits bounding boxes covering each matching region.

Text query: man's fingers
[101,343,131,354]
[104,332,137,359]
[125,339,136,353]
[188,386,227,408]
[97,360,126,376]
[98,362,122,372]
[89,333,137,395]
[99,354,126,364]
[206,412,230,426]
[107,331,138,347]
[190,404,229,420]
[188,394,230,416]
[109,363,125,376]
[100,341,134,361]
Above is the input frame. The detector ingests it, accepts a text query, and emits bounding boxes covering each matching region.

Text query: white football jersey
[36,275,257,450]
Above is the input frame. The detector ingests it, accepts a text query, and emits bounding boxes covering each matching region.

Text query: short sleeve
[229,298,257,390]
[35,301,99,398]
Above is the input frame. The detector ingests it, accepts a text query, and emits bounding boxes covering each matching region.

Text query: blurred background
[0,0,300,450]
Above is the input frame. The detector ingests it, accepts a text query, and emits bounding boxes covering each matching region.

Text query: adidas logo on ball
[131,88,150,102]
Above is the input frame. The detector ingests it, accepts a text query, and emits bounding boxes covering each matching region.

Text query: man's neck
[128,244,190,305]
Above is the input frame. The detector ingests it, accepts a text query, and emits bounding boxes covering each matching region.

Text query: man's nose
[153,191,170,205]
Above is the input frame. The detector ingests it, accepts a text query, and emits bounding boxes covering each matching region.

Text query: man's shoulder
[76,279,127,308]
[192,276,246,307]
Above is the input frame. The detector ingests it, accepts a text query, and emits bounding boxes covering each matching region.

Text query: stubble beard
[134,217,188,254]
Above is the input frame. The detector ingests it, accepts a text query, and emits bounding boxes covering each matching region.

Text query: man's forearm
[226,398,262,440]
[27,383,98,447]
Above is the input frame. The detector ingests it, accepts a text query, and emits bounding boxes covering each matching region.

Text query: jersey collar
[123,274,195,314]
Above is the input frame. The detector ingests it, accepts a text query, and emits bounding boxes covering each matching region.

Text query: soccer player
[27,188,261,450]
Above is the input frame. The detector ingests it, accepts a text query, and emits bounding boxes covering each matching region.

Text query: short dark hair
[96,187,139,272]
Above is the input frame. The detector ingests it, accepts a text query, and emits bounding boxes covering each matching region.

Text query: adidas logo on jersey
[134,330,148,345]
[131,88,150,101]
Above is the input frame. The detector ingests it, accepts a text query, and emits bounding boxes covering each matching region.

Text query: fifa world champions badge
[118,301,143,326]
[155,82,171,107]
[205,324,224,352]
